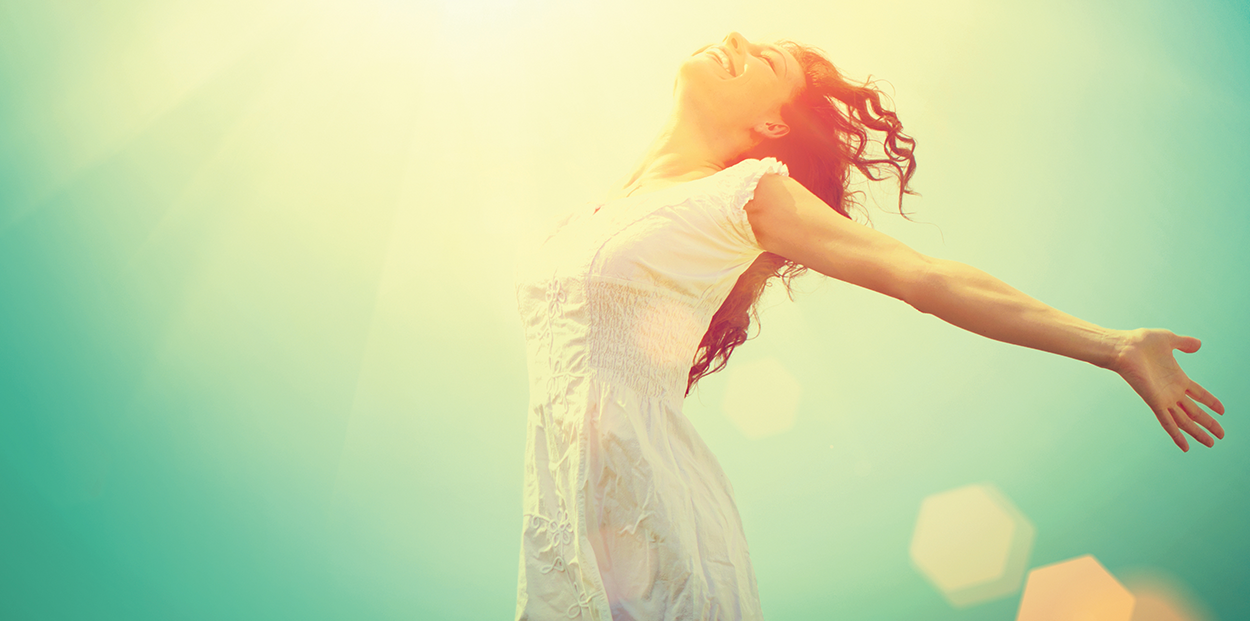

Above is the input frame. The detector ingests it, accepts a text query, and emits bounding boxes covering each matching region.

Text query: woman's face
[677,32,805,139]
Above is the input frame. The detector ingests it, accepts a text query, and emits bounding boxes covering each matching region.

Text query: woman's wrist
[1105,328,1142,374]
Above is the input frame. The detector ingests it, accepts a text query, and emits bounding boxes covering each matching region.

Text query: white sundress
[514,157,789,621]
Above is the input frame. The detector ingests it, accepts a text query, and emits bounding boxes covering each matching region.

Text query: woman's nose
[723,32,746,53]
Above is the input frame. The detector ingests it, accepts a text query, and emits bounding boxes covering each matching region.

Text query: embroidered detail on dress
[525,506,598,619]
[566,592,595,619]
[541,277,570,404]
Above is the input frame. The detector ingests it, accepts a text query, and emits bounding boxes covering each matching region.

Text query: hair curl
[686,40,918,396]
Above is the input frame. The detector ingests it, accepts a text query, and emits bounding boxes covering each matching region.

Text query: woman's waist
[527,363,690,405]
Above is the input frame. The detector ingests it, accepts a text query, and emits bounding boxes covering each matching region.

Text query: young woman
[513,31,1226,621]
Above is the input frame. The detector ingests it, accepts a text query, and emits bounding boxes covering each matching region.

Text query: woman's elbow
[900,255,946,314]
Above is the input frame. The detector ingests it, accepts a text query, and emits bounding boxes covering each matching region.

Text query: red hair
[686,41,918,395]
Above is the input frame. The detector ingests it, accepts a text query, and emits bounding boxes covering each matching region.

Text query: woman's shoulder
[597,158,790,205]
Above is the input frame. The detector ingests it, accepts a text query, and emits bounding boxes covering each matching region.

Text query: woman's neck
[615,109,751,198]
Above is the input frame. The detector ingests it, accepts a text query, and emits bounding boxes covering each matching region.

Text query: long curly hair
[686,41,919,396]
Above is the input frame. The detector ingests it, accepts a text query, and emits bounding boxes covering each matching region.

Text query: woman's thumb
[1175,334,1202,353]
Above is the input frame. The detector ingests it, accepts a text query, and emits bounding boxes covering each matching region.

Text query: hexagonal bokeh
[1122,569,1213,621]
[909,482,1035,607]
[721,355,800,439]
[1129,589,1204,621]
[1017,555,1135,621]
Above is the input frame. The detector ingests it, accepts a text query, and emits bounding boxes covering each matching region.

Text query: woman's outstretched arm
[745,173,1226,452]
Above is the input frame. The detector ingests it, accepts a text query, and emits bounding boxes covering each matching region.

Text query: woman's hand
[1111,328,1226,452]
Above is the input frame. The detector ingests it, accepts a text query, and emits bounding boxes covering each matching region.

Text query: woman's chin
[674,72,727,104]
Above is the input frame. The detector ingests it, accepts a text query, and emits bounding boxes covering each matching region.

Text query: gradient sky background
[1,0,1247,619]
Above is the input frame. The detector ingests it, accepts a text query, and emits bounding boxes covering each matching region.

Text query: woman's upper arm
[744,173,934,304]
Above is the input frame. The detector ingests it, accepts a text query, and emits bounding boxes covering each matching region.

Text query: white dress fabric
[514,157,789,621]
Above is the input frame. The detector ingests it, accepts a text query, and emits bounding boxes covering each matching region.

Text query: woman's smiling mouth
[706,47,735,77]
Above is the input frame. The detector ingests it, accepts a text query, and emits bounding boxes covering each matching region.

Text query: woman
[513,32,1226,620]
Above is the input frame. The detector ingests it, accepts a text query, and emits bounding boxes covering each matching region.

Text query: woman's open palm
[1114,329,1226,452]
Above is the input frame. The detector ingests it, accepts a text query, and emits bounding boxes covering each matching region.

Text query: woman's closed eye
[759,52,778,72]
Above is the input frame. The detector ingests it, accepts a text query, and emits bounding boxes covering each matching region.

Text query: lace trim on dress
[717,157,790,251]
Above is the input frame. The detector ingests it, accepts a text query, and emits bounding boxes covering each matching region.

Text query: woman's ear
[753,120,790,140]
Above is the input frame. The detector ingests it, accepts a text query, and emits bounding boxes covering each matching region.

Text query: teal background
[0,0,1246,619]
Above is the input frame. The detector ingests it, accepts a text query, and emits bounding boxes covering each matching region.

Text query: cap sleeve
[711,157,789,253]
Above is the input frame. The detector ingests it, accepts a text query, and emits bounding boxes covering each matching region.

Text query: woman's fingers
[1187,381,1225,415]
[1180,397,1224,441]
[1156,407,1189,452]
[1170,406,1214,448]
